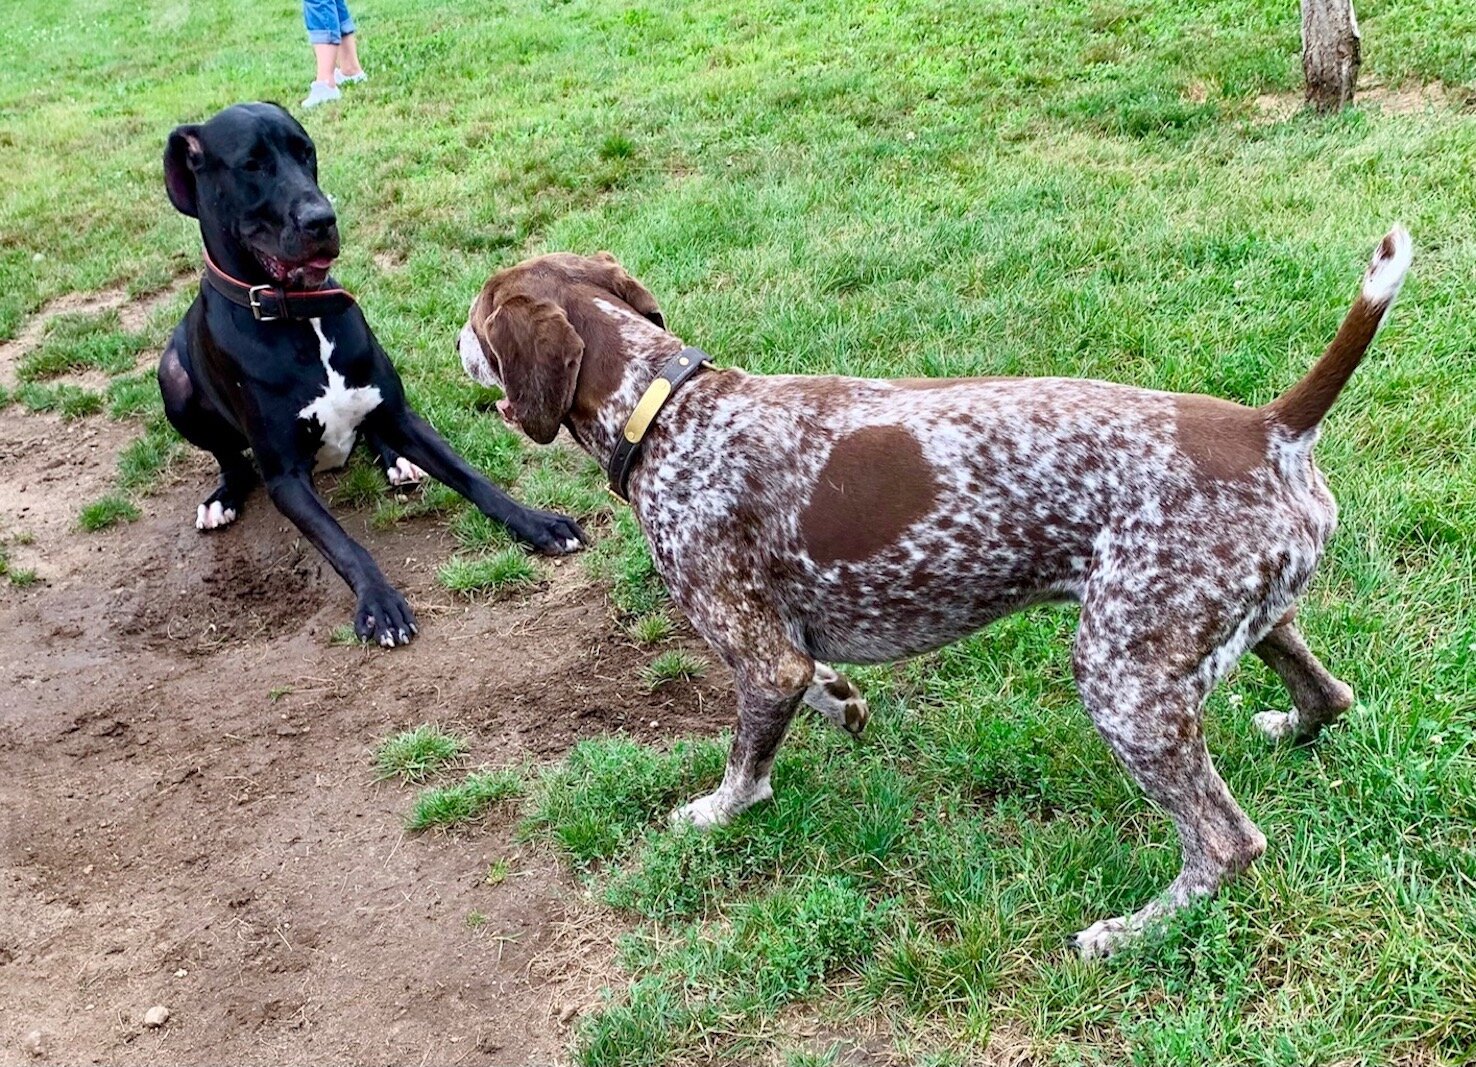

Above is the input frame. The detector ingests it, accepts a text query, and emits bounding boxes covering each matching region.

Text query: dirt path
[0,400,731,1065]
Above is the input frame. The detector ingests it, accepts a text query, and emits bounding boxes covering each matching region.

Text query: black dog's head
[164,102,340,290]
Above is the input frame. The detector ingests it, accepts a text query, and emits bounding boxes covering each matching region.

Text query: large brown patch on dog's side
[800,425,940,565]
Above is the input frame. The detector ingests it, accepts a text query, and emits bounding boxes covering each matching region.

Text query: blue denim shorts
[304,0,356,44]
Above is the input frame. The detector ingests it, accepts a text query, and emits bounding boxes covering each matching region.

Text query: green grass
[78,494,140,532]
[16,382,104,420]
[639,649,709,691]
[329,623,367,647]
[5,0,1476,1062]
[373,723,469,784]
[16,309,150,382]
[438,547,540,596]
[628,611,676,646]
[8,567,38,588]
[407,768,524,831]
[331,455,392,509]
[116,425,179,492]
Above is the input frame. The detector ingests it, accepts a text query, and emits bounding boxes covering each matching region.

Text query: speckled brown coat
[459,230,1410,955]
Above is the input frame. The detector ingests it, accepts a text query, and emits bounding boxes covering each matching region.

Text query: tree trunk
[1301,0,1361,112]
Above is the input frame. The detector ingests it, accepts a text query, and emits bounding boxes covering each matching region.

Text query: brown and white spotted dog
[458,232,1411,956]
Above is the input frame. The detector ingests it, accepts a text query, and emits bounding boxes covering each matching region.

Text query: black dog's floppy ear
[163,124,204,217]
[590,251,665,329]
[486,294,585,445]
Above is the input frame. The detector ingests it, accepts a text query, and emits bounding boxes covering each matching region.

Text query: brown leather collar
[201,247,357,321]
[607,347,711,501]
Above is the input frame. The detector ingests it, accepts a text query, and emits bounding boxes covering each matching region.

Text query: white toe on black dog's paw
[387,457,427,487]
[195,500,238,531]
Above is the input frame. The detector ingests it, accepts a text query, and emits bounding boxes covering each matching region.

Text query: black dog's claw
[506,507,588,556]
[355,585,417,648]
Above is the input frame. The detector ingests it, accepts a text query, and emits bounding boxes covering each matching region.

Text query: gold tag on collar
[623,378,673,444]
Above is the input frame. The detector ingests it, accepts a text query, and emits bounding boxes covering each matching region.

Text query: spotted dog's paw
[386,456,427,488]
[196,500,238,531]
[670,794,734,830]
[1072,916,1134,959]
[1253,709,1298,743]
[670,777,773,830]
[804,663,870,737]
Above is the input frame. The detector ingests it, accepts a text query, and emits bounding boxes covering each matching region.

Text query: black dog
[157,102,585,646]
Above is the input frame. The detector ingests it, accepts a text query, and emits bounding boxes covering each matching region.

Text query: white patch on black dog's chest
[299,318,382,471]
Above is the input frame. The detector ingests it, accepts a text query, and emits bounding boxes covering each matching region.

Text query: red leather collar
[201,247,356,321]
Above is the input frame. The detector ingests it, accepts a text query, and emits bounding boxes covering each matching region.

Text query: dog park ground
[2,0,1474,1064]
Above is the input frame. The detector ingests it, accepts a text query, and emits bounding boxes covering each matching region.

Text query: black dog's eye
[242,157,264,173]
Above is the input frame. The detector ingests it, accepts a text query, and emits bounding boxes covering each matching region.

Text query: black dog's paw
[355,585,418,648]
[504,507,588,556]
[196,484,246,531]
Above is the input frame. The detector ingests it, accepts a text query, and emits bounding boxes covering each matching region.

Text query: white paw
[669,777,773,830]
[563,537,582,553]
[195,501,238,531]
[1073,916,1133,959]
[1254,710,1296,742]
[670,793,733,830]
[387,456,427,486]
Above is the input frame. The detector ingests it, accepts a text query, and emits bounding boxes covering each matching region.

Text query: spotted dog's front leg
[804,663,869,737]
[671,644,814,830]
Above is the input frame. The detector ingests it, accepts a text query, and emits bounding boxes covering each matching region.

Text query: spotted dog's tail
[1264,226,1412,437]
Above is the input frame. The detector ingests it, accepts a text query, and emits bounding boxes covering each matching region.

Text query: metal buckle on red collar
[247,284,281,322]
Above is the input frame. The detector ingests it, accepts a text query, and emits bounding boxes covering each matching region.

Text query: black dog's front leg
[266,472,417,647]
[377,410,587,555]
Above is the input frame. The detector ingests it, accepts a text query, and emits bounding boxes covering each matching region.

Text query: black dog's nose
[296,200,337,238]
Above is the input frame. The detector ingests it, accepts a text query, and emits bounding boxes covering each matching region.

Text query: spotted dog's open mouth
[254,248,338,290]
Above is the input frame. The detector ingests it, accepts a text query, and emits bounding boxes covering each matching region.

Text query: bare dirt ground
[0,392,733,1065]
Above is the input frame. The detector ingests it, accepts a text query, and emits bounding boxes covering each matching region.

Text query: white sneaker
[334,68,368,85]
[302,81,341,108]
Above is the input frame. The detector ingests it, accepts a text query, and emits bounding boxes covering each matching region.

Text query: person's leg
[336,1,365,78]
[303,0,344,105]
[314,43,339,85]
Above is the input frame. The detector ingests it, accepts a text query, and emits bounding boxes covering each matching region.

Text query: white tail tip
[1362,226,1412,305]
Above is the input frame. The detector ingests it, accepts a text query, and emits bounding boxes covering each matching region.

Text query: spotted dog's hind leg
[1069,570,1267,959]
[366,433,427,489]
[1251,614,1354,743]
[158,339,257,531]
[803,663,869,736]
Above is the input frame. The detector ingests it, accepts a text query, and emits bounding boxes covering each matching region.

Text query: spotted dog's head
[458,252,667,443]
[164,102,339,289]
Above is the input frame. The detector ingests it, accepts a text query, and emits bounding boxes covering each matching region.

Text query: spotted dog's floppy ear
[486,294,585,444]
[163,124,204,218]
[590,252,665,329]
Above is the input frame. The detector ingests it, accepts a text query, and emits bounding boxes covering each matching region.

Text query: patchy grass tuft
[17,310,150,382]
[438,548,539,596]
[331,455,390,509]
[117,426,178,493]
[374,723,469,784]
[639,649,708,690]
[8,567,38,588]
[408,768,523,831]
[628,611,675,646]
[17,382,104,419]
[329,624,366,647]
[78,495,139,532]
